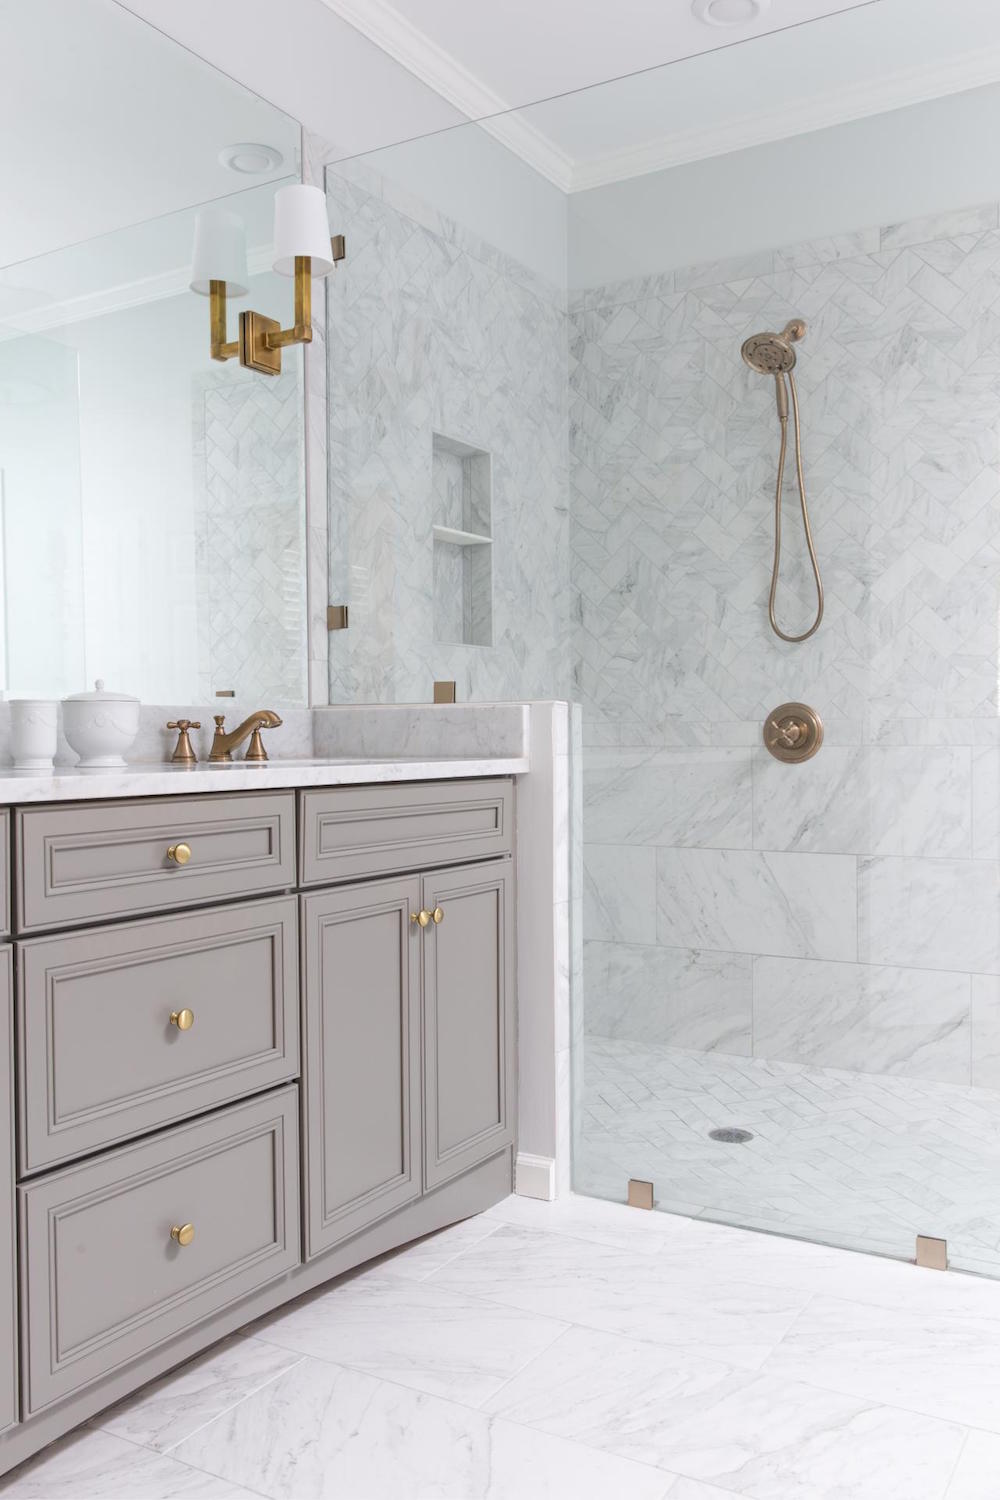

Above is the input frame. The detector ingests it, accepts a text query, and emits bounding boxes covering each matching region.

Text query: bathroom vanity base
[0,1146,512,1478]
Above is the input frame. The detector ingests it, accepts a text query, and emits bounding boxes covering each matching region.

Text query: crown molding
[569,42,1000,191]
[316,0,574,190]
[316,4,1000,197]
[0,246,273,340]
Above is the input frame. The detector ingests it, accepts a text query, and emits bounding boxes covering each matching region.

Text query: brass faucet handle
[166,720,201,765]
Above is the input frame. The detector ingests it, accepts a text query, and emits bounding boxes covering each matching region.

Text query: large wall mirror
[0,0,308,704]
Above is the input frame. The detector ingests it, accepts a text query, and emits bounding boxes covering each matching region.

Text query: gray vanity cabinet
[301,877,423,1259]
[0,947,15,1435]
[421,861,515,1190]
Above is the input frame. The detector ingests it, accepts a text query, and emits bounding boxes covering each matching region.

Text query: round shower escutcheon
[763,702,823,763]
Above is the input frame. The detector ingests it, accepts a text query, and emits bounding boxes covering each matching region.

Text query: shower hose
[769,369,824,643]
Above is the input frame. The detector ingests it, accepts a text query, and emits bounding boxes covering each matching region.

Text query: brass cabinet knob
[432,907,444,924]
[170,1223,195,1247]
[169,1008,195,1031]
[410,909,432,928]
[166,842,192,866]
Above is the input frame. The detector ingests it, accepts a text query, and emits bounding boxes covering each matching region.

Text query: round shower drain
[708,1127,754,1144]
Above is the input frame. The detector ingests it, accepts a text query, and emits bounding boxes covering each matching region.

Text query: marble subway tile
[880,202,998,250]
[859,856,1000,974]
[972,746,1000,858]
[585,844,657,943]
[170,1354,670,1500]
[764,1292,1000,1431]
[247,1271,569,1407]
[484,1324,965,1499]
[752,747,972,857]
[971,975,1000,1090]
[584,748,752,847]
[753,957,972,1083]
[944,1430,1000,1500]
[585,940,752,1053]
[656,848,857,961]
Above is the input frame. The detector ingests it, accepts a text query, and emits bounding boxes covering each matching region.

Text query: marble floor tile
[944,1430,1000,1499]
[246,1270,570,1405]
[484,1324,965,1500]
[427,1224,811,1370]
[752,956,971,1084]
[657,848,857,961]
[94,1335,302,1453]
[763,1293,1000,1432]
[170,1354,672,1500]
[483,1190,698,1253]
[376,1214,502,1280]
[1,1429,260,1498]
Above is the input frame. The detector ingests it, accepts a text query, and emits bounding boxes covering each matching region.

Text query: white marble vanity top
[0,754,528,805]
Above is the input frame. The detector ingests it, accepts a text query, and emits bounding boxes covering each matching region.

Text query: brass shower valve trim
[763,702,823,763]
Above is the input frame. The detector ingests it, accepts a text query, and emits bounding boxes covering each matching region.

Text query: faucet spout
[209,710,282,762]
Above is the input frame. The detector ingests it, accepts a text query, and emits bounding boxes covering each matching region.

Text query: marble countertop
[0,754,528,804]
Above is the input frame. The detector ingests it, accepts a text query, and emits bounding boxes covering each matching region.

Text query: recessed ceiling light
[218,142,284,175]
[692,0,770,25]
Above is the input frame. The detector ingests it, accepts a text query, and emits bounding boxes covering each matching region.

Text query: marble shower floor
[6,1193,1000,1499]
[579,1035,1000,1276]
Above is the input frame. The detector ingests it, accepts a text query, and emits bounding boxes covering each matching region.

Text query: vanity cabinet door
[420,861,515,1190]
[301,877,422,1259]
[0,947,15,1433]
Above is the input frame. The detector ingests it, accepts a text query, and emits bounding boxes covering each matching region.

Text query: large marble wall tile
[585,940,752,1054]
[972,746,1000,859]
[657,849,857,961]
[753,957,971,1083]
[860,856,1000,974]
[584,845,656,944]
[752,747,972,857]
[971,975,1000,1090]
[584,749,752,847]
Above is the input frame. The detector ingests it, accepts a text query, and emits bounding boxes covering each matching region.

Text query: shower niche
[431,431,493,647]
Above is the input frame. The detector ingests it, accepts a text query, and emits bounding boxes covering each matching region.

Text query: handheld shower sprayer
[740,318,823,644]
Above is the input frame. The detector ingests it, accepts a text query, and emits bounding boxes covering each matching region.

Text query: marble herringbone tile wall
[324,163,570,705]
[571,202,1000,1091]
[192,365,307,703]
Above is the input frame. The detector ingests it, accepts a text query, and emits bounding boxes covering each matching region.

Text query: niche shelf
[431,432,493,647]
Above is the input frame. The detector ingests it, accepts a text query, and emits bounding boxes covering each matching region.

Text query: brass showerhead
[741,319,807,375]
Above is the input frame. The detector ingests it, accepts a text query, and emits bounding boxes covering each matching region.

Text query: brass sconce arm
[209,280,239,363]
[240,236,345,376]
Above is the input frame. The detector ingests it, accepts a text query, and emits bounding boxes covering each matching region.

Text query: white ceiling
[321,0,1000,190]
[0,0,299,267]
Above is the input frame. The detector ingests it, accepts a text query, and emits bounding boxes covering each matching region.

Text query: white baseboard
[515,1152,556,1201]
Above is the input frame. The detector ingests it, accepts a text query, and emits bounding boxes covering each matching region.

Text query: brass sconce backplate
[763,702,823,763]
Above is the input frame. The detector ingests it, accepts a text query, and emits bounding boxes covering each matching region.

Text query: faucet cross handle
[166,719,201,765]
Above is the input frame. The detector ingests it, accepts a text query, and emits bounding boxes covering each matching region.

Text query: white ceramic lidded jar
[61,680,140,768]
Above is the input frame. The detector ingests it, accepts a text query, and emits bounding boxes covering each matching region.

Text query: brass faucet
[209,710,283,762]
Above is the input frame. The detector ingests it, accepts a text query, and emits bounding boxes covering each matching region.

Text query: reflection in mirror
[0,0,307,704]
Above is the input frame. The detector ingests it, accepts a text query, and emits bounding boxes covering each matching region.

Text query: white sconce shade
[190,207,249,296]
[272,184,335,277]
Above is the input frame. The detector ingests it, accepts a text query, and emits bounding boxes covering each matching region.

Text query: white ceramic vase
[61,680,140,768]
[9,700,57,769]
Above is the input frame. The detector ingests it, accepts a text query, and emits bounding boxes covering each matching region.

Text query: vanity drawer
[17,896,299,1173]
[20,1086,299,1415]
[299,779,514,886]
[16,791,295,932]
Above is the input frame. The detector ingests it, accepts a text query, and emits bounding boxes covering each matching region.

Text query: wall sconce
[190,184,345,377]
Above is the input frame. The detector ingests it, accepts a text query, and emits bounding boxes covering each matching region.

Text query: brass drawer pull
[166,842,192,866]
[170,1222,195,1247]
[432,906,444,924]
[169,1008,195,1032]
[410,909,432,928]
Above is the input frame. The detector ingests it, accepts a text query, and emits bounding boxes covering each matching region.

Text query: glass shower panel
[541,28,1000,1276]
